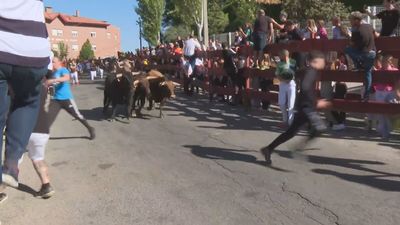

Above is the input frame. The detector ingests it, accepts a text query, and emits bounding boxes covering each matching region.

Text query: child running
[46,57,96,140]
[261,51,330,165]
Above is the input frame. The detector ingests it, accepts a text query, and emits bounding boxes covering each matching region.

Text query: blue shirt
[53,67,73,100]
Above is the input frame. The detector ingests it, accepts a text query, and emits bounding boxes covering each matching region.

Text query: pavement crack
[281,182,340,225]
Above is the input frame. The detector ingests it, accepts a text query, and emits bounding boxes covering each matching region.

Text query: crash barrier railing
[143,37,400,115]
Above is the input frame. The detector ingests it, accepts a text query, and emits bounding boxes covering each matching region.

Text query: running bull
[132,70,180,118]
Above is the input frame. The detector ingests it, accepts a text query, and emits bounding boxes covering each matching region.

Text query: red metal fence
[146,37,400,115]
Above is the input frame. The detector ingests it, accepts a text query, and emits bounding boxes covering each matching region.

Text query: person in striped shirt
[0,0,51,203]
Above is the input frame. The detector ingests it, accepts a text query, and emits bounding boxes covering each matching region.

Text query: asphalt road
[1,80,400,225]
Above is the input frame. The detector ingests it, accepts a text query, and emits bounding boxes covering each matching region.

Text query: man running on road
[260,51,331,165]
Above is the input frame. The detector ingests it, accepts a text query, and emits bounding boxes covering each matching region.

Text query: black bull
[103,73,133,120]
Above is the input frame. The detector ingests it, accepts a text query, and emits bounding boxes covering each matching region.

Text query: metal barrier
[144,37,400,114]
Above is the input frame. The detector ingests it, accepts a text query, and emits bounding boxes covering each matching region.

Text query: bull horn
[116,73,123,78]
[133,80,139,87]
[146,76,160,80]
[132,72,141,76]
[172,82,181,86]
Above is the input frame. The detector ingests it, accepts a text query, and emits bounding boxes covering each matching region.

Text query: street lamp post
[203,0,209,48]
[136,18,143,50]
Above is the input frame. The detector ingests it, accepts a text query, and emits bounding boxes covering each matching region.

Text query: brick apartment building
[45,7,121,59]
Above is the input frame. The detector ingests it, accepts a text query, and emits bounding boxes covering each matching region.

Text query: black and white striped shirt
[0,0,50,68]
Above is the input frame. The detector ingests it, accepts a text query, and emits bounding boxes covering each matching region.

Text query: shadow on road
[17,183,37,196]
[167,93,400,150]
[50,136,89,140]
[275,150,400,192]
[185,145,291,173]
[80,107,106,122]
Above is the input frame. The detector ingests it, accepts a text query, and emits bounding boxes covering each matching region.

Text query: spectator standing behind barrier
[252,9,274,69]
[317,20,329,39]
[0,0,51,202]
[331,53,348,131]
[275,49,296,126]
[304,19,318,39]
[374,55,398,138]
[260,51,330,165]
[385,80,400,131]
[332,16,351,39]
[222,43,240,105]
[284,20,307,69]
[345,11,377,102]
[365,0,399,37]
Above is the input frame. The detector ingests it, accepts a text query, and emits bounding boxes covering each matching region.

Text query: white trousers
[99,68,104,79]
[71,71,79,84]
[90,71,97,80]
[279,80,296,125]
[19,133,50,164]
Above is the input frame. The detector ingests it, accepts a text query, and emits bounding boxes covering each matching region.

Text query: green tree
[57,42,69,60]
[224,0,257,31]
[172,0,203,40]
[79,39,95,61]
[208,0,229,35]
[283,0,349,22]
[136,0,165,46]
[163,25,191,43]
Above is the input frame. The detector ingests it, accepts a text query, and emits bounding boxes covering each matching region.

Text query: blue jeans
[344,47,376,99]
[0,64,46,182]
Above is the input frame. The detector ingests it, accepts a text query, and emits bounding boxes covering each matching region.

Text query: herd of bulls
[102,59,180,121]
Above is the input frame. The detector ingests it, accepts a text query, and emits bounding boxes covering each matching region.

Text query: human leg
[362,51,376,100]
[3,65,46,185]
[278,83,288,124]
[59,99,95,140]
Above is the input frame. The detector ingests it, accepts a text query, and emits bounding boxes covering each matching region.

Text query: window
[52,43,59,51]
[92,45,97,51]
[90,32,96,38]
[72,44,79,51]
[107,33,111,39]
[72,31,78,38]
[52,29,63,37]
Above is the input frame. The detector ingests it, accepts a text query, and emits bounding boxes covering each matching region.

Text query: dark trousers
[267,110,318,151]
[0,64,47,180]
[48,99,91,130]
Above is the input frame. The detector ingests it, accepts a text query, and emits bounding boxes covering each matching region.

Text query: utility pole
[136,17,143,50]
[202,0,209,48]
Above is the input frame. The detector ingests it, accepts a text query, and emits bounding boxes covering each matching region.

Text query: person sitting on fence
[275,49,296,126]
[345,11,377,102]
[365,0,400,37]
[374,54,399,138]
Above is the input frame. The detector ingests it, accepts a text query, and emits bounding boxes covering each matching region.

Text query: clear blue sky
[44,0,140,51]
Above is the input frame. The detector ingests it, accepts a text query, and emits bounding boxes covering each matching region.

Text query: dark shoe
[260,146,272,165]
[0,192,7,204]
[36,184,55,199]
[88,127,96,140]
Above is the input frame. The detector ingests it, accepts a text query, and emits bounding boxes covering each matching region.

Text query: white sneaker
[2,174,18,188]
[332,124,346,131]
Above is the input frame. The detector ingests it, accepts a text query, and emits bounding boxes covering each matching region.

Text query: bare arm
[268,22,274,43]
[46,73,70,85]
[271,18,284,30]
